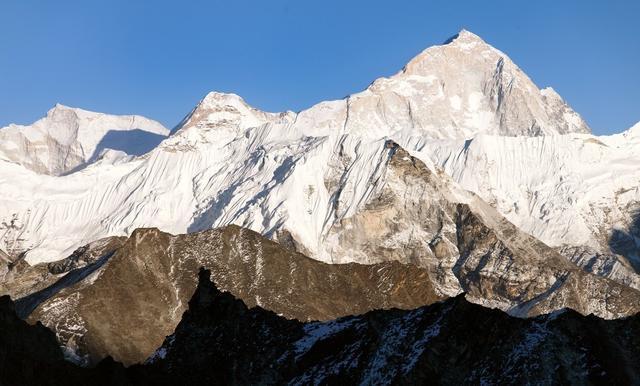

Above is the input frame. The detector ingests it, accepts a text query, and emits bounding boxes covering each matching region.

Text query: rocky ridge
[26,224,441,365]
[143,268,640,385]
[4,268,640,385]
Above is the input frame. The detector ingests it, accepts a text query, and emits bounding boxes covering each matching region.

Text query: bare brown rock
[28,225,440,365]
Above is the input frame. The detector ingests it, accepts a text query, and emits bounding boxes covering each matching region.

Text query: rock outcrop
[4,269,640,385]
[27,225,440,365]
[142,268,640,385]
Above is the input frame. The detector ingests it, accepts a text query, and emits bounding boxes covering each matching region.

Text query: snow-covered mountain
[0,30,638,318]
[415,123,640,288]
[0,30,589,261]
[0,104,168,175]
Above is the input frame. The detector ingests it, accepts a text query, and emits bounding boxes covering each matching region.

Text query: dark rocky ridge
[27,225,441,365]
[2,269,640,385]
[0,236,125,302]
[145,268,640,385]
[0,295,131,386]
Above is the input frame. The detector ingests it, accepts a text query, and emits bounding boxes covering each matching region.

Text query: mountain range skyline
[2,10,640,383]
[1,1,638,134]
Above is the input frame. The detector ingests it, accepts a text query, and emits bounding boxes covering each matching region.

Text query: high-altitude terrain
[1,31,639,315]
[25,225,440,365]
[2,269,640,385]
[0,29,639,384]
[21,206,640,365]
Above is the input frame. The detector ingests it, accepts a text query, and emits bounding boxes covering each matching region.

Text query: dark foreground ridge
[2,268,640,385]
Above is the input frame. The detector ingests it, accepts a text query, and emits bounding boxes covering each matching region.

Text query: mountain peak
[47,103,77,116]
[200,91,246,105]
[442,29,485,45]
[0,104,168,175]
[386,30,591,136]
[192,91,259,117]
[168,91,275,138]
[401,30,496,76]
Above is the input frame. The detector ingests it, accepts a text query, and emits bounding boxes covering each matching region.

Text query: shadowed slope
[3,269,640,385]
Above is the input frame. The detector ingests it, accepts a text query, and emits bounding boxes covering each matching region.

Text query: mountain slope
[22,207,640,367]
[414,122,640,289]
[26,225,441,365]
[0,104,168,175]
[1,30,637,326]
[143,268,640,385]
[0,236,125,303]
[4,269,640,385]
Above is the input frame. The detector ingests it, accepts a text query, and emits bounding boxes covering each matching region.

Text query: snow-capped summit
[168,91,294,145]
[0,105,169,175]
[403,29,488,68]
[199,91,252,109]
[385,29,591,137]
[170,29,590,146]
[182,92,275,131]
[444,28,483,42]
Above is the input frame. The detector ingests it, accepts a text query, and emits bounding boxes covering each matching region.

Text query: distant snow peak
[198,91,250,110]
[0,106,168,175]
[171,91,272,141]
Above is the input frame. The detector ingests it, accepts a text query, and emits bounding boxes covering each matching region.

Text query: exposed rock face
[417,127,640,289]
[27,225,440,365]
[329,141,640,319]
[4,269,640,385]
[0,236,125,301]
[0,104,168,175]
[558,245,640,291]
[143,269,640,385]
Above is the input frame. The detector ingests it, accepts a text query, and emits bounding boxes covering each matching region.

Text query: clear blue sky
[1,0,638,134]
